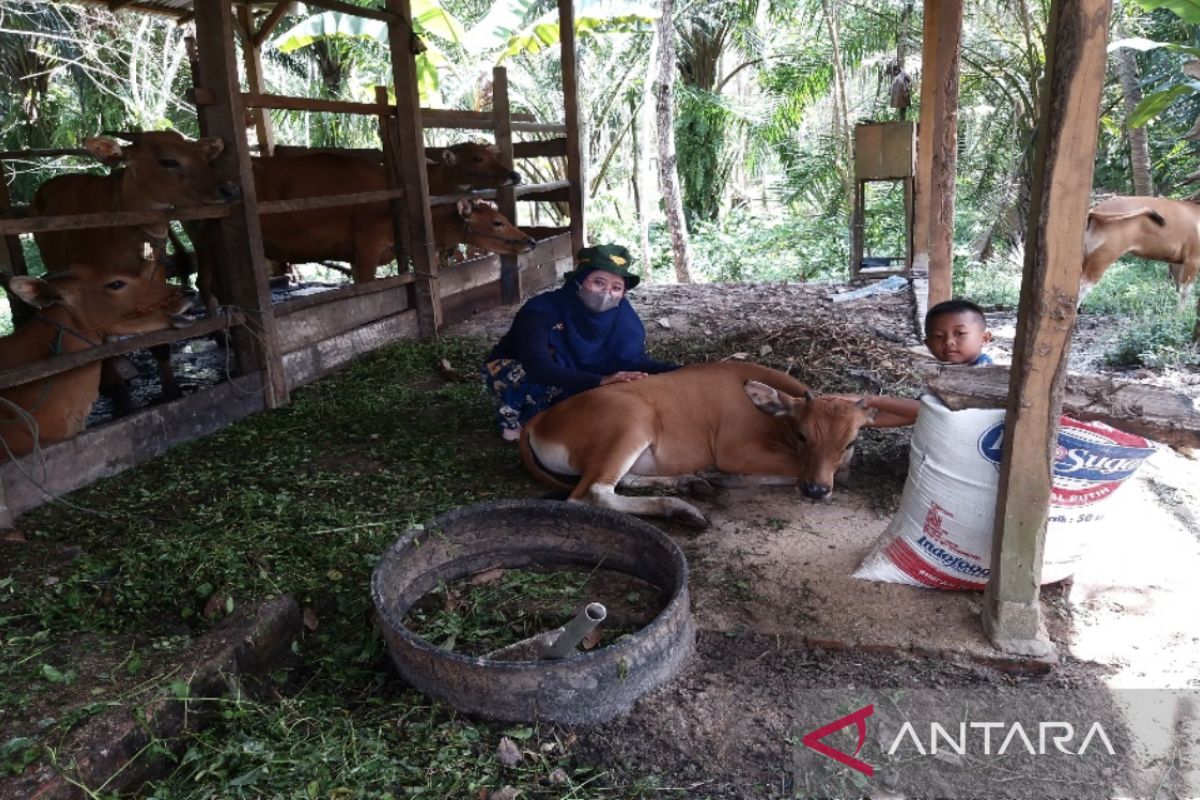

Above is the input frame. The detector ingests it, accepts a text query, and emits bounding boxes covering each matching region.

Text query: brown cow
[519,362,881,528]
[0,261,192,462]
[251,153,533,284]
[31,131,240,413]
[1081,195,1200,307]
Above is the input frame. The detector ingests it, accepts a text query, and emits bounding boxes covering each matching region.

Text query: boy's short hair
[924,299,987,337]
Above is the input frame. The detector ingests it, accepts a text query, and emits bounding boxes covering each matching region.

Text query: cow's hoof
[681,476,716,497]
[672,506,709,529]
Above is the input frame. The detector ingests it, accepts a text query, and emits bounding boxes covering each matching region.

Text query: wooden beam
[0,162,32,329]
[242,91,395,117]
[981,0,1111,656]
[558,0,586,255]
[922,364,1200,450]
[300,0,394,22]
[513,137,569,159]
[193,0,289,409]
[274,273,415,318]
[239,5,276,157]
[253,1,294,48]
[385,0,442,334]
[0,205,230,236]
[493,66,520,304]
[258,188,405,215]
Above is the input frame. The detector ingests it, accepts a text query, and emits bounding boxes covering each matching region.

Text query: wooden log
[242,91,392,117]
[0,205,231,236]
[257,188,406,215]
[386,0,442,334]
[0,312,247,391]
[193,0,289,409]
[0,374,265,524]
[922,364,1200,450]
[558,0,585,256]
[981,0,1111,656]
[493,66,520,304]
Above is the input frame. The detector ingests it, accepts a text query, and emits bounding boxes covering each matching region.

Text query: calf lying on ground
[1082,195,1200,306]
[519,362,881,527]
[0,262,192,461]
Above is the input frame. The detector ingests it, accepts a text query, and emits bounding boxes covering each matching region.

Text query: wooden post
[385,0,441,335]
[558,0,586,255]
[238,5,276,156]
[981,0,1111,656]
[192,0,288,408]
[850,180,865,279]
[0,163,33,328]
[376,84,416,283]
[911,0,962,307]
[493,66,520,304]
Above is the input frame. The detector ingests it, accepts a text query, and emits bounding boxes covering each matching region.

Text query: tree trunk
[821,0,854,219]
[654,0,694,284]
[639,26,658,273]
[1115,44,1153,196]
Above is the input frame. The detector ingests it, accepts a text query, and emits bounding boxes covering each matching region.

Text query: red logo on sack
[801,704,875,777]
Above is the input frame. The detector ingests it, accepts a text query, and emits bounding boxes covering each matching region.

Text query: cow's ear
[7,276,60,309]
[441,149,457,166]
[745,380,790,416]
[84,136,125,166]
[456,198,474,219]
[197,137,225,161]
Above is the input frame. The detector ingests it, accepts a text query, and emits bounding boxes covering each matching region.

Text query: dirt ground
[446,279,1200,799]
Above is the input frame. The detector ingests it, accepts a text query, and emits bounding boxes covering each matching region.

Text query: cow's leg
[151,344,183,402]
[703,474,796,489]
[1170,262,1198,311]
[99,359,134,417]
[573,483,709,528]
[618,473,716,497]
[1079,235,1125,306]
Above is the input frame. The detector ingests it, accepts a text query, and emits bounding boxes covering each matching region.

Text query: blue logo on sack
[978,423,1005,466]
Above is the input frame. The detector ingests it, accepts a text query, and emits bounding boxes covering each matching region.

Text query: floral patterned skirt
[481,358,562,436]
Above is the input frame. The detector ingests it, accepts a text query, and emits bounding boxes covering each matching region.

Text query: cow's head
[434,141,522,190]
[454,199,537,255]
[744,381,879,500]
[8,261,192,338]
[85,130,241,209]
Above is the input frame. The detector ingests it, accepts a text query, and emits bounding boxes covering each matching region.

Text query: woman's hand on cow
[600,371,650,386]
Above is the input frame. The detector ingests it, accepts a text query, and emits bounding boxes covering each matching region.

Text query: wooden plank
[512,122,569,135]
[252,1,294,47]
[0,205,231,236]
[922,364,1200,450]
[519,230,572,295]
[276,282,412,353]
[981,0,1111,656]
[558,0,585,255]
[239,6,276,157]
[386,0,442,335]
[257,188,406,215]
[242,91,392,117]
[513,137,569,159]
[274,274,415,317]
[0,313,247,390]
[440,253,500,298]
[514,185,569,203]
[283,310,419,390]
[297,0,394,22]
[0,165,32,329]
[0,374,265,523]
[493,66,520,304]
[193,0,289,409]
[911,4,939,281]
[422,108,535,125]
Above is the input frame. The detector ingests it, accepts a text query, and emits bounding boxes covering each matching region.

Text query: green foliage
[675,85,734,224]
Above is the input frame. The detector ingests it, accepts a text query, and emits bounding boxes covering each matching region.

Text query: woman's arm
[510,311,603,393]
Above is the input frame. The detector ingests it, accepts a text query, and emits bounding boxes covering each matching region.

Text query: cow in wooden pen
[0,261,193,462]
[1081,195,1200,307]
[519,361,886,528]
[31,130,241,414]
[246,152,534,285]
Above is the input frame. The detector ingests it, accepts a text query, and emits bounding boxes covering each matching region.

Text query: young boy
[844,298,995,426]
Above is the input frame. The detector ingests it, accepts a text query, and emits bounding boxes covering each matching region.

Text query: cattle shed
[0,0,1125,657]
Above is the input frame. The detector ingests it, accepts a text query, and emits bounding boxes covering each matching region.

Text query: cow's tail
[1087,207,1167,228]
[519,427,576,492]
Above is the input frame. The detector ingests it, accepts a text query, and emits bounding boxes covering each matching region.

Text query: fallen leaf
[441,588,463,612]
[759,344,773,356]
[728,352,750,360]
[580,629,603,650]
[302,607,320,631]
[548,768,568,785]
[203,593,226,620]
[2,529,26,542]
[496,736,522,767]
[490,787,520,800]
[470,567,505,586]
[656,317,671,329]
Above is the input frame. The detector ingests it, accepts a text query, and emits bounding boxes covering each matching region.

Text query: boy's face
[925,311,992,364]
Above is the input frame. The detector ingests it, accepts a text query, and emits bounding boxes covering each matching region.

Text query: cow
[0,261,192,462]
[31,131,241,414]
[518,361,882,528]
[248,153,533,285]
[1081,195,1200,307]
[271,141,522,195]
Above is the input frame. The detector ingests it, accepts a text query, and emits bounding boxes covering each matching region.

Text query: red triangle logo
[801,703,875,777]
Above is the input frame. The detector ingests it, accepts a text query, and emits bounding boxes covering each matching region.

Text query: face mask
[576,283,621,313]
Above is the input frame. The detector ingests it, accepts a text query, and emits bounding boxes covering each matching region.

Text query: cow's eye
[159,158,181,168]
[795,431,807,444]
[105,280,127,290]
[473,156,484,162]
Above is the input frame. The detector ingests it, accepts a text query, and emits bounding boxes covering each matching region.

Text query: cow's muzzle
[801,482,831,500]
